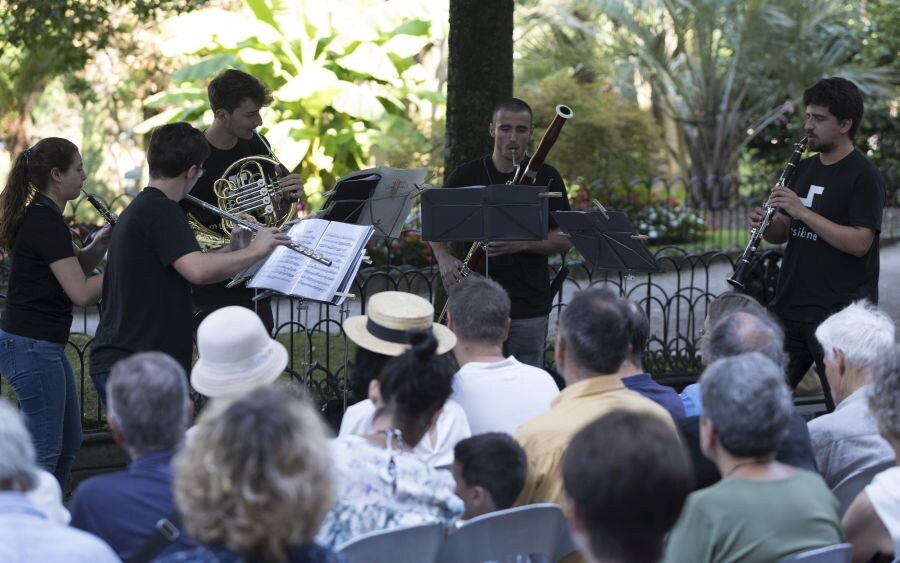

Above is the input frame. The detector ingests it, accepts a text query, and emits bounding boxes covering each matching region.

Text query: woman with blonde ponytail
[0,138,111,490]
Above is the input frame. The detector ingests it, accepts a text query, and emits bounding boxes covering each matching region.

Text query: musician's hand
[278,173,304,200]
[749,207,766,231]
[485,240,528,257]
[249,227,292,257]
[229,214,259,251]
[768,186,806,219]
[437,255,463,291]
[89,223,114,250]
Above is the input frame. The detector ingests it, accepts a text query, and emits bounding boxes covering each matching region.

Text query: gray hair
[560,287,629,375]
[816,301,895,371]
[447,277,510,344]
[869,344,900,442]
[701,352,793,457]
[704,311,786,368]
[108,352,188,456]
[174,386,333,562]
[0,399,36,491]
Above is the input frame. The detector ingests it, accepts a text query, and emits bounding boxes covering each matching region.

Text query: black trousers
[783,319,834,412]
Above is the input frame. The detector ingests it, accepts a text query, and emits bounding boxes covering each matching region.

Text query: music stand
[421,184,553,277]
[552,210,659,273]
[318,167,426,238]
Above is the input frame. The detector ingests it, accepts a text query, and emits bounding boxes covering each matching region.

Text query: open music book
[246,219,374,305]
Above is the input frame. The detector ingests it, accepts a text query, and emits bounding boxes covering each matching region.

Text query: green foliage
[142,0,442,208]
[0,1,196,150]
[548,0,896,206]
[568,178,706,244]
[518,71,664,182]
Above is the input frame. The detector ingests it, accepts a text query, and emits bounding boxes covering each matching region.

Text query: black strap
[125,509,183,563]
[366,318,432,344]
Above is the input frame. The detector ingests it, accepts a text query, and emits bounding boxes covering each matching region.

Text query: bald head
[703,311,785,369]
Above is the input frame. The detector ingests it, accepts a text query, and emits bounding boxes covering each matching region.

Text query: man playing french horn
[429,98,572,368]
[181,69,304,333]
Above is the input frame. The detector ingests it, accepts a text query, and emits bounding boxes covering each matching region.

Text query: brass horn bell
[187,155,297,250]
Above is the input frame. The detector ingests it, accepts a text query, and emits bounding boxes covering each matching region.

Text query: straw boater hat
[190,306,288,397]
[344,291,456,356]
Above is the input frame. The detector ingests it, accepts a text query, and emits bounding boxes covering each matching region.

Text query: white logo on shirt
[799,184,825,208]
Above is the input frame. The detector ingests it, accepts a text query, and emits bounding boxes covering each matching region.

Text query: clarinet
[727,137,807,289]
[82,191,117,225]
[183,194,331,266]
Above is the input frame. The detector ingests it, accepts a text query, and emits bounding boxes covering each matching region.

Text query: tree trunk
[3,90,41,162]
[444,0,514,182]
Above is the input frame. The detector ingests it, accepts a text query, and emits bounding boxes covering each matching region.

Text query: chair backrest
[832,460,895,516]
[337,522,446,563]
[436,503,577,563]
[778,542,853,563]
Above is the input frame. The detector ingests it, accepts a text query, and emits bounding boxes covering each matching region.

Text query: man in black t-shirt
[181,69,304,333]
[751,77,885,411]
[430,98,572,368]
[90,123,290,404]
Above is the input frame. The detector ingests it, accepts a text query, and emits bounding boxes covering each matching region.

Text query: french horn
[187,155,297,251]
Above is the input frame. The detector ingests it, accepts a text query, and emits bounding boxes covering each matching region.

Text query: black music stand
[422,185,552,277]
[552,210,659,273]
[318,167,425,239]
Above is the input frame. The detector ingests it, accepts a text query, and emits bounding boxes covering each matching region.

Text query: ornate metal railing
[1,186,896,432]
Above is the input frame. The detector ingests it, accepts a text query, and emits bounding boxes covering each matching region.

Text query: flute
[183,194,331,266]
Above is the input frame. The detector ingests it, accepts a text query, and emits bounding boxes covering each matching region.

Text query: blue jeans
[507,315,550,369]
[89,371,109,407]
[0,330,82,491]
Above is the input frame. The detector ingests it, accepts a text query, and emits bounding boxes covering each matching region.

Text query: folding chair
[436,504,576,563]
[832,460,895,516]
[778,542,853,563]
[336,522,446,563]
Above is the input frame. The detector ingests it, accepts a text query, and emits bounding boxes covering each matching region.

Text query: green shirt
[663,470,842,563]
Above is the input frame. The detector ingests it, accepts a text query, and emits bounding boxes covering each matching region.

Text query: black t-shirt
[771,149,885,323]
[180,134,285,306]
[1,194,76,343]
[90,188,201,373]
[444,155,570,318]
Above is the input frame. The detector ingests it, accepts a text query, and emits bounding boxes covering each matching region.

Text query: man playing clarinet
[751,77,885,410]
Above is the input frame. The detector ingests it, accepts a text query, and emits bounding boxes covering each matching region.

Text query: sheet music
[248,218,373,304]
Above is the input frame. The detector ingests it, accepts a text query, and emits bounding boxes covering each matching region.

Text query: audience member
[189,305,288,399]
[843,344,900,563]
[682,292,781,416]
[339,291,469,468]
[447,278,559,435]
[664,353,842,562]
[619,299,685,419]
[563,411,693,563]
[452,433,527,520]
[70,352,195,560]
[515,287,674,506]
[318,331,464,547]
[26,469,70,525]
[677,310,817,488]
[0,399,119,562]
[809,301,895,489]
[159,386,341,563]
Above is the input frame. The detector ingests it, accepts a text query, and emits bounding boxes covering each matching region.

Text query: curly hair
[869,344,900,443]
[174,386,333,562]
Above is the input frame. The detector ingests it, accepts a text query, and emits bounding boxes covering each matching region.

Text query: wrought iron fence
[2,186,896,432]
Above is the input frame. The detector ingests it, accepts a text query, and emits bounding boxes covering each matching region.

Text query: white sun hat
[343,291,456,357]
[190,306,288,397]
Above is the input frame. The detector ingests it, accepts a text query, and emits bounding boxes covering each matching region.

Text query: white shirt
[338,399,471,468]
[865,466,900,560]
[451,356,560,435]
